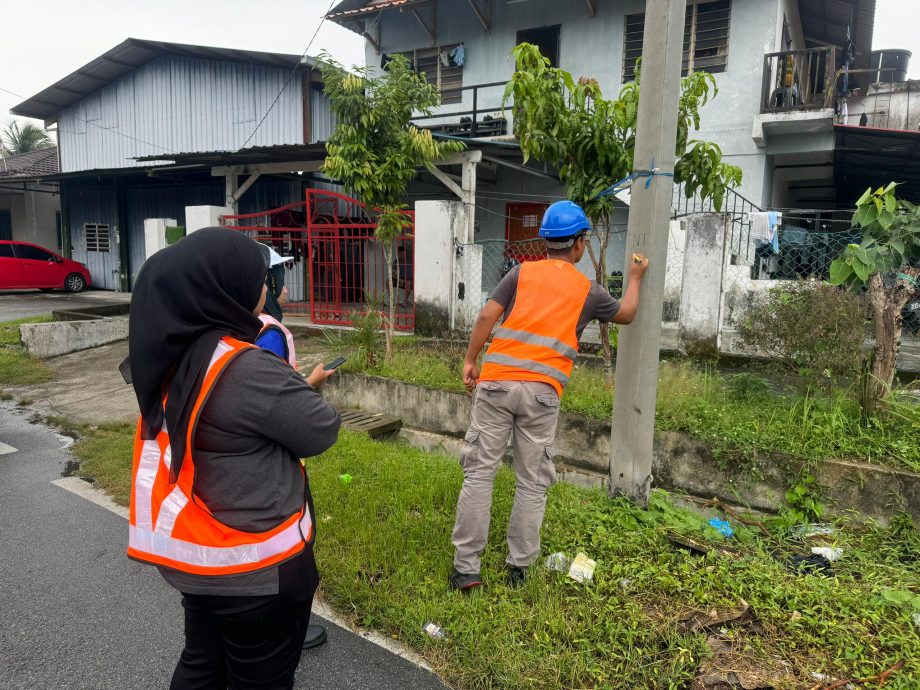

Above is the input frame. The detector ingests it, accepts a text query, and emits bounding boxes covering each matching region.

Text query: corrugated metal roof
[0,147,58,181]
[799,0,877,71]
[12,38,318,122]
[131,143,328,167]
[327,0,429,23]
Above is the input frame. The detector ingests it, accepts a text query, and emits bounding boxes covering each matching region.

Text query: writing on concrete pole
[609,0,687,505]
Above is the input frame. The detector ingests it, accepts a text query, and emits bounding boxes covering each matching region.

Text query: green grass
[351,341,920,473]
[309,432,920,689]
[64,421,920,689]
[0,315,55,386]
[72,422,136,506]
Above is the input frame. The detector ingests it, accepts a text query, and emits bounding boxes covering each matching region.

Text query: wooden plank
[338,409,403,438]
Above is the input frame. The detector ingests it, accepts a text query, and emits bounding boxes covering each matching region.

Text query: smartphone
[323,356,347,371]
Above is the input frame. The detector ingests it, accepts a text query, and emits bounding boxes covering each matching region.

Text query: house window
[516,25,561,67]
[84,223,111,253]
[622,0,731,82]
[397,44,464,104]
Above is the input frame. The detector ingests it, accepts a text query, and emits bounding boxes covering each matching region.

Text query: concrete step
[339,409,402,438]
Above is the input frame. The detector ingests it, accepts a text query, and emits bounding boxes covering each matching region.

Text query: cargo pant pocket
[535,393,560,408]
[460,429,480,471]
[541,443,558,489]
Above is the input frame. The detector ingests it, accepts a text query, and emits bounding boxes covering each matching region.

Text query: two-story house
[327,0,886,283]
[12,38,336,290]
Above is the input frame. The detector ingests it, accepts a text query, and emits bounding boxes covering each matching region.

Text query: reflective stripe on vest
[128,337,312,576]
[258,314,297,368]
[479,260,591,396]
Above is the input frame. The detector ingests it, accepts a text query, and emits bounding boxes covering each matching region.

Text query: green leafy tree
[830,183,920,413]
[505,45,742,378]
[320,54,465,362]
[1,120,53,155]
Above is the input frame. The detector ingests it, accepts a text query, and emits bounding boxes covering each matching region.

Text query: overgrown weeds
[0,315,54,386]
[347,339,920,473]
[309,432,920,690]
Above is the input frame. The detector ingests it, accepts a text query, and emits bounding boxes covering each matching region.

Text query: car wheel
[65,273,86,293]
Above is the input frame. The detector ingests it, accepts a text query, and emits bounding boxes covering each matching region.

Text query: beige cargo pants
[451,380,560,574]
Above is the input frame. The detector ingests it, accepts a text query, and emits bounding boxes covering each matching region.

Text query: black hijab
[129,227,269,481]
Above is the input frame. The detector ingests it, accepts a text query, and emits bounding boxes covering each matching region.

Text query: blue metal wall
[124,182,223,287]
[58,56,332,173]
[66,175,306,289]
[65,187,119,290]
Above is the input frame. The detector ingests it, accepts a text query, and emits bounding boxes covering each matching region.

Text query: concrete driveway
[0,289,130,322]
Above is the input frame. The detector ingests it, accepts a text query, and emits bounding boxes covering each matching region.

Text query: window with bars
[622,0,731,83]
[84,223,111,253]
[397,44,463,104]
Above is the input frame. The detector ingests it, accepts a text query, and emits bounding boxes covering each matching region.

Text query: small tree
[505,45,741,379]
[320,54,465,362]
[2,120,53,155]
[830,183,920,413]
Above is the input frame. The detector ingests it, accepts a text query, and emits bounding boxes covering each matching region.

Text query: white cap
[267,246,294,267]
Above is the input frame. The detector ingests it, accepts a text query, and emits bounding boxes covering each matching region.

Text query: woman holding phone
[127,227,340,689]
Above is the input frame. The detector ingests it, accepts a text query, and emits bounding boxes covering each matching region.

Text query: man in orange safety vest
[449,200,649,590]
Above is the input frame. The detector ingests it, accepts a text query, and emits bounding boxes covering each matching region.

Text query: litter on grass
[568,553,596,583]
[810,546,843,562]
[422,621,447,640]
[708,518,734,538]
[544,552,596,583]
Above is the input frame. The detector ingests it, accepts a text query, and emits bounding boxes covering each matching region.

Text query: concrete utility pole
[609,0,687,505]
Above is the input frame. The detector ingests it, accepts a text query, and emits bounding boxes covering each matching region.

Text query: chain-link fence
[730,217,859,281]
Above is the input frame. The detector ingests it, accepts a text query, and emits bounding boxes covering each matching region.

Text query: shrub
[737,281,868,386]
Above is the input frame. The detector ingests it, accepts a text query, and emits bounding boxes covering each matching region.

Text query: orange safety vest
[479,260,591,397]
[127,337,312,576]
[258,314,297,368]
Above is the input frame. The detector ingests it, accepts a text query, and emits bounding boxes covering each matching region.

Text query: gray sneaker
[448,568,483,591]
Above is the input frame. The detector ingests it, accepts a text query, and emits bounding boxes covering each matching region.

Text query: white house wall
[57,56,313,173]
[0,185,60,251]
[366,0,788,207]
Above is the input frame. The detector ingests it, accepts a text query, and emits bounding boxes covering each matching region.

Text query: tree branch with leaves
[319,54,466,362]
[1,120,53,156]
[504,45,741,378]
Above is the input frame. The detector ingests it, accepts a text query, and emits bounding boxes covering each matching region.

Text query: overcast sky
[1,0,918,129]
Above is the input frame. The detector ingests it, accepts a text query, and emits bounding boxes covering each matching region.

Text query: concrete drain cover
[339,410,402,438]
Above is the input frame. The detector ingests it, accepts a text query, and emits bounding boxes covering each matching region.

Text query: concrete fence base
[20,318,129,359]
[324,373,920,525]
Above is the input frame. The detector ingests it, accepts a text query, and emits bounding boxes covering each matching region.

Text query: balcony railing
[412,81,509,138]
[761,47,837,114]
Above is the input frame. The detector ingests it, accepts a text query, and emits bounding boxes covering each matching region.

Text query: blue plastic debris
[708,518,734,538]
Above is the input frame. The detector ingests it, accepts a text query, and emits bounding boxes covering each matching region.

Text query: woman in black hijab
[129,228,341,689]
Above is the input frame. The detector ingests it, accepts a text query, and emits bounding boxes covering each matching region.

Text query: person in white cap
[256,248,298,367]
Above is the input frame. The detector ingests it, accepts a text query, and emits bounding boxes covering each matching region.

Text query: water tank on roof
[870,49,912,83]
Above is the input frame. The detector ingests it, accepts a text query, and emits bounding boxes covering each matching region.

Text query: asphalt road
[0,402,446,690]
[0,290,125,322]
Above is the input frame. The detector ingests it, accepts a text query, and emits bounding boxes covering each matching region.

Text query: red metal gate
[221,189,415,331]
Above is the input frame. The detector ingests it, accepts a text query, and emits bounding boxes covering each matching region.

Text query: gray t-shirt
[489,263,621,338]
[158,348,341,596]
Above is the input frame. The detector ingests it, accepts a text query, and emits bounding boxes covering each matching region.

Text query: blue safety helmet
[538,201,590,239]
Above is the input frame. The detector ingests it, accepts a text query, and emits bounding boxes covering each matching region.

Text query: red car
[0,240,92,292]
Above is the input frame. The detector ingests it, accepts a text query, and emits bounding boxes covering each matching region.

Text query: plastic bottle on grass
[422,621,447,641]
[545,552,571,572]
